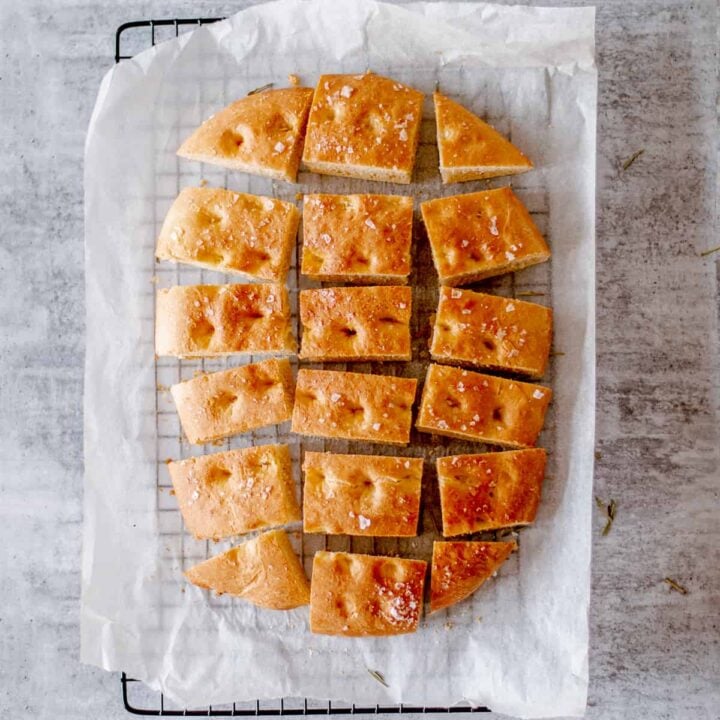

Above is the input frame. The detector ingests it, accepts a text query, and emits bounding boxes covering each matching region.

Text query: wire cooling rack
[115,15,555,717]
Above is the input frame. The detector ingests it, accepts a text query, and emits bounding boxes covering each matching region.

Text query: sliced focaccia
[177,87,313,182]
[155,187,298,282]
[185,529,310,609]
[170,358,294,444]
[291,369,417,445]
[155,284,296,357]
[430,287,552,378]
[301,193,413,283]
[310,551,426,636]
[299,286,412,361]
[420,187,550,286]
[434,92,533,183]
[302,73,424,184]
[430,541,517,612]
[168,444,300,540]
[437,449,546,536]
[302,452,423,536]
[416,364,551,448]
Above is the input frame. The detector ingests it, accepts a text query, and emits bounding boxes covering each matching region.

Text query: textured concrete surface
[0,0,718,718]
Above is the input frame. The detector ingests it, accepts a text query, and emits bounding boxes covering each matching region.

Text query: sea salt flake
[506,303,515,312]
[489,216,499,236]
[330,392,342,403]
[372,422,381,431]
[274,141,285,153]
[358,514,372,530]
[533,389,545,400]
[340,85,354,98]
[365,218,376,230]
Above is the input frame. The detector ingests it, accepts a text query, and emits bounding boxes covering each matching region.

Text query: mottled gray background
[0,0,718,718]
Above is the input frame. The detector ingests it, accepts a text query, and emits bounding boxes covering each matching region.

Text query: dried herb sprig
[622,149,644,171]
[699,245,720,257]
[515,291,545,298]
[595,496,617,536]
[663,577,688,595]
[367,669,389,687]
[247,82,274,96]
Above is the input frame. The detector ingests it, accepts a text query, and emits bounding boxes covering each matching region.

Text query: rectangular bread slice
[430,287,552,378]
[420,187,550,286]
[168,444,300,540]
[437,449,546,536]
[170,358,294,444]
[301,193,413,283]
[309,551,426,636]
[416,364,551,448]
[156,284,296,358]
[299,286,412,361]
[302,452,423,536]
[155,187,299,282]
[291,369,417,445]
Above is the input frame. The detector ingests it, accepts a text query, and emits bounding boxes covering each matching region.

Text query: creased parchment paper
[82,1,596,717]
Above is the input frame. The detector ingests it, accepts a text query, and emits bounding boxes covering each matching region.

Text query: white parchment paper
[82,2,596,717]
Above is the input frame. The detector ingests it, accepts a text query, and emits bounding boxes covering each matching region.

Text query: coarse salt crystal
[372,422,381,431]
[451,289,462,299]
[274,141,285,153]
[505,251,516,261]
[330,392,342,403]
[399,128,408,141]
[358,514,372,530]
[365,218,376,230]
[398,302,407,309]
[506,303,515,312]
[533,389,545,400]
[489,216,499,236]
[320,233,332,244]
[340,85,354,98]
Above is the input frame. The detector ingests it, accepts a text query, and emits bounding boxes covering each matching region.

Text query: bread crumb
[288,73,300,86]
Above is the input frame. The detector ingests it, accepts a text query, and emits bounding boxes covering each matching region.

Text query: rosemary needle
[367,669,389,688]
[699,245,720,257]
[247,82,274,95]
[663,577,689,595]
[622,149,644,171]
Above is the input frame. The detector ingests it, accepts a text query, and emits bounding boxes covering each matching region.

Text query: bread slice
[437,449,546,536]
[299,286,412,361]
[184,529,310,609]
[167,444,300,540]
[291,369,417,445]
[430,541,517,613]
[430,287,552,378]
[416,364,551,448]
[420,187,550,286]
[170,358,294,444]
[434,92,533,183]
[302,452,423,536]
[302,73,424,184]
[310,551,426,636]
[301,193,414,283]
[177,87,313,183]
[156,187,299,282]
[155,284,296,358]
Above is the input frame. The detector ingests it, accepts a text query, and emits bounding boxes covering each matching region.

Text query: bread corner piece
[437,449,546,536]
[420,187,550,286]
[177,87,314,183]
[434,92,532,183]
[302,73,424,184]
[185,529,310,609]
[430,541,516,613]
[310,551,426,636]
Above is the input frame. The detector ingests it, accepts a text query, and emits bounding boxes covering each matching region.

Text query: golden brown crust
[430,287,552,378]
[302,452,423,536]
[434,93,533,183]
[177,87,313,183]
[437,449,546,536]
[184,529,310,609]
[302,73,424,184]
[155,187,299,282]
[301,193,413,282]
[291,369,417,445]
[416,364,551,448]
[170,359,295,444]
[156,284,296,358]
[309,551,426,636]
[299,286,412,361]
[420,187,550,286]
[430,541,517,612]
[168,444,300,540]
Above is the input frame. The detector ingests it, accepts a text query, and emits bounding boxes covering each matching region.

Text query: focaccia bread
[310,551,426,636]
[185,529,310,609]
[177,87,313,183]
[291,369,417,445]
[437,449,546,536]
[170,358,294,444]
[430,541,517,613]
[299,286,412,361]
[156,284,296,358]
[155,187,299,282]
[168,444,300,540]
[430,287,552,378]
[301,193,413,283]
[420,187,550,286]
[302,73,424,184]
[302,452,423,536]
[416,364,551,448]
[434,93,533,183]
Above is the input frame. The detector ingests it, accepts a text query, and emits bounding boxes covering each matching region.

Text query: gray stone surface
[0,0,717,718]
